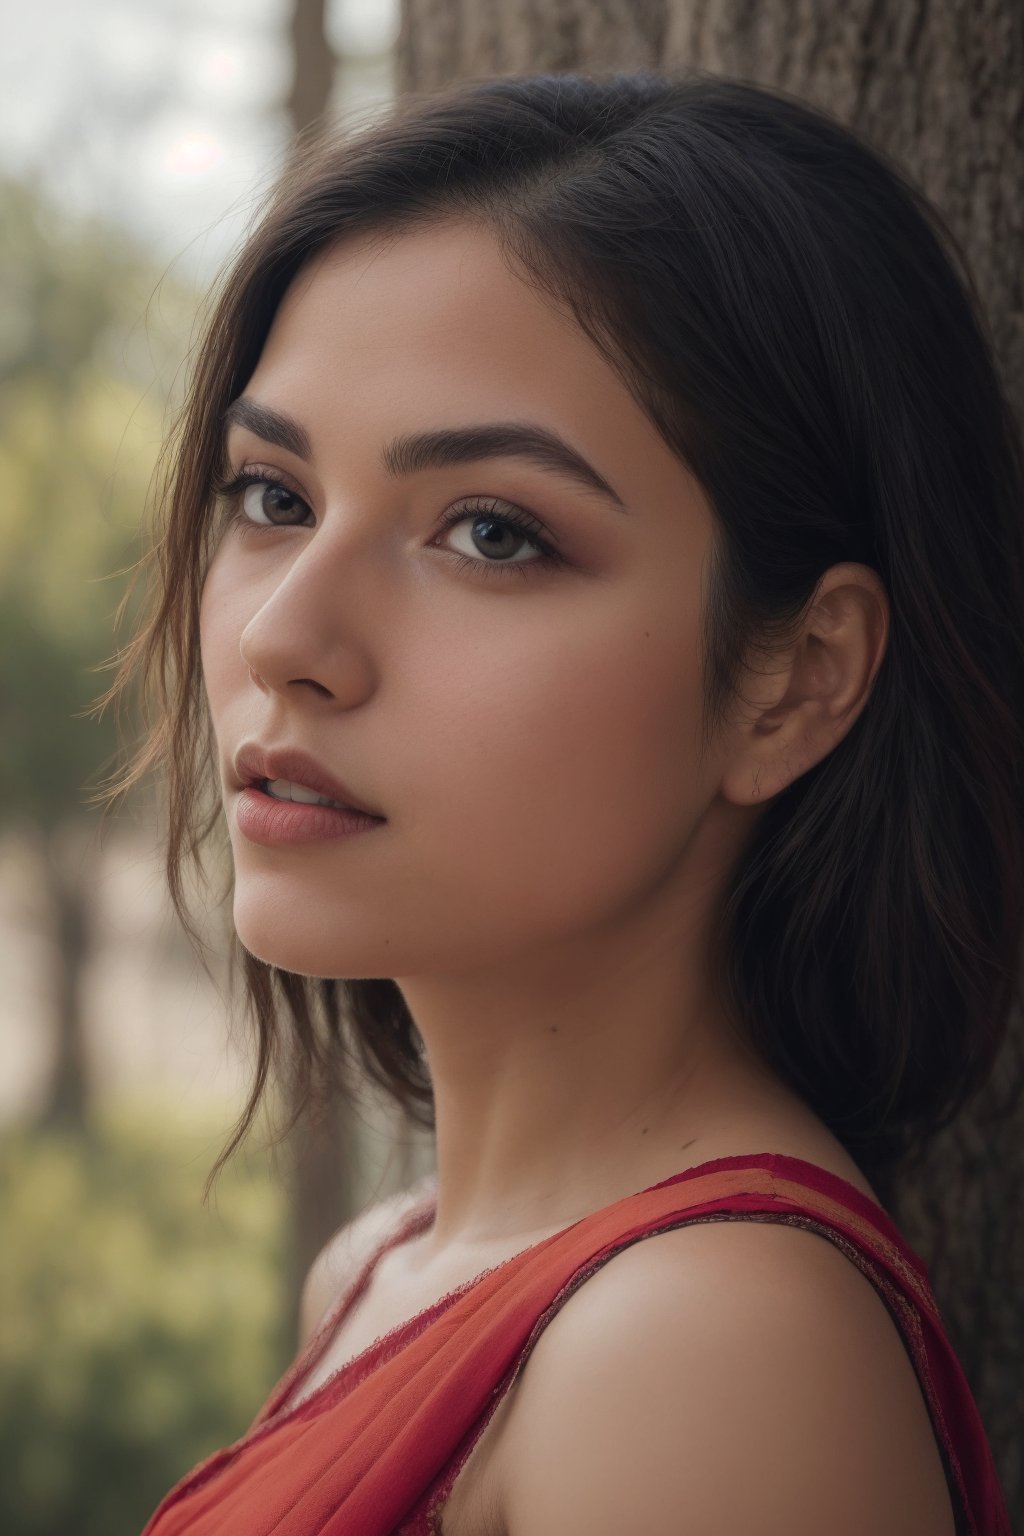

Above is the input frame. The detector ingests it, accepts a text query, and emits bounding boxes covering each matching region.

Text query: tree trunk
[286,0,335,140]
[281,1093,361,1348]
[32,818,94,1138]
[396,0,1024,1517]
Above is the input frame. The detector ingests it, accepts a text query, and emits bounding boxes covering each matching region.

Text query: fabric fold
[140,1152,1011,1536]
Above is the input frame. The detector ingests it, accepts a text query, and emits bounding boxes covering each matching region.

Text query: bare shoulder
[297,1171,437,1349]
[495,1218,956,1536]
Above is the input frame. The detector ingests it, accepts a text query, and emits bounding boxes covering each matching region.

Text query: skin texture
[497,1220,957,1535]
[200,217,890,1263]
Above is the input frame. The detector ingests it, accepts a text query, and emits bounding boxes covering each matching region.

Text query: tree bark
[396,0,1024,1517]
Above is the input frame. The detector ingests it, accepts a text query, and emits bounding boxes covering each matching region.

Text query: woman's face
[200,220,729,981]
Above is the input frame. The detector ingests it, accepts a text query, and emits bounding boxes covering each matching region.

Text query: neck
[394,907,800,1264]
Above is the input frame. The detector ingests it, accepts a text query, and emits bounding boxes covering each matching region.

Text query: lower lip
[235,785,386,845]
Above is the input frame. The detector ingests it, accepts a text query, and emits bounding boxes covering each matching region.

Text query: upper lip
[233,745,386,818]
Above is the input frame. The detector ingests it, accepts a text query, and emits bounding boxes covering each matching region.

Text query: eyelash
[211,466,564,582]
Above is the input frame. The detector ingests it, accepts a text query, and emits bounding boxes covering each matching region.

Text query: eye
[213,467,312,527]
[433,497,562,581]
[212,469,564,582]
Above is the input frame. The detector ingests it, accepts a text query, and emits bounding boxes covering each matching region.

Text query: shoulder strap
[314,1154,1008,1536]
[141,1155,1010,1536]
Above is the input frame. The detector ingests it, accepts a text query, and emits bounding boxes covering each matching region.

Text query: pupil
[474,518,514,558]
[264,485,296,520]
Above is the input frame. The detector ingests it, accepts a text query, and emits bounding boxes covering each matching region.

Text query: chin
[229,897,391,981]
[236,934,322,977]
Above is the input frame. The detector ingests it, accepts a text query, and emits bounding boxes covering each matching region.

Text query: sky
[2,0,399,285]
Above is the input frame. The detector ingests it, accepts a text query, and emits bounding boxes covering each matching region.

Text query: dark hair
[99,69,1024,1209]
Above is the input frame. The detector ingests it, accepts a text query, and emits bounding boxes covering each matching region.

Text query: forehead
[241,219,710,538]
[247,220,636,427]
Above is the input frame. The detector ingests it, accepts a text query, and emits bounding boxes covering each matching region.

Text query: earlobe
[718,746,793,809]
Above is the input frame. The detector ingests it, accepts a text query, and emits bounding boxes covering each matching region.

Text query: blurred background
[0,6,434,1534]
[1,2,1021,1533]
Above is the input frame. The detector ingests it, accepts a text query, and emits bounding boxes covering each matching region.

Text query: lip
[232,744,386,820]
[234,786,385,846]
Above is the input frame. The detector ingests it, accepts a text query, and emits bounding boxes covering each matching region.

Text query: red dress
[140,1152,1011,1535]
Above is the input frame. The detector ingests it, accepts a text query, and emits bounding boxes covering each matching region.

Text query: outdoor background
[0,6,436,1534]
[1,3,1021,1534]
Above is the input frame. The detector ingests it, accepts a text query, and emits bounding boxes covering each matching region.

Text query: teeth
[264,778,346,809]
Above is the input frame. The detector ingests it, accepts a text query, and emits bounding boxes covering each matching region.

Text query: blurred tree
[393,0,1024,1519]
[288,0,336,137]
[0,1108,288,1536]
[0,175,193,1135]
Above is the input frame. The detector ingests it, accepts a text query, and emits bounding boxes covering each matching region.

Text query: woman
[115,70,1020,1534]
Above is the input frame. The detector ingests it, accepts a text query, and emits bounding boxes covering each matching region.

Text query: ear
[719,563,890,807]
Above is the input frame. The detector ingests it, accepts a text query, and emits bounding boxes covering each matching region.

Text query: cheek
[198,557,249,723]
[196,539,709,974]
[405,603,705,936]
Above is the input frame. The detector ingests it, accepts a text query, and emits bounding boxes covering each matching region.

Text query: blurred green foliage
[0,174,197,828]
[0,161,308,1536]
[0,1101,294,1536]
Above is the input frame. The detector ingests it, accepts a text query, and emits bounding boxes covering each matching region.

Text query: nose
[238,533,377,704]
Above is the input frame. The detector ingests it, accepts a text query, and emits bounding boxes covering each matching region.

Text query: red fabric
[140,1152,1011,1535]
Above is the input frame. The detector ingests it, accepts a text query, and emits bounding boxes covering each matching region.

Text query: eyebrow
[221,396,628,512]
